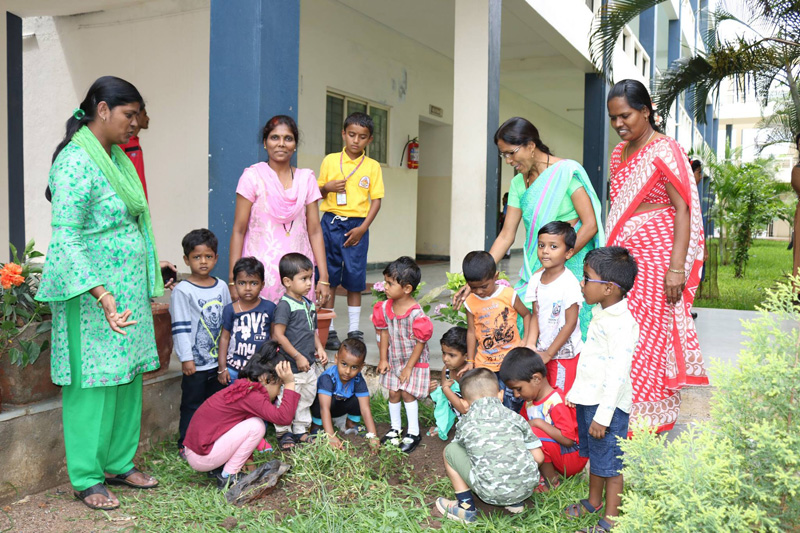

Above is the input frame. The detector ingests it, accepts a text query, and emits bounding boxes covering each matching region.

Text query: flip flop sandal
[294,432,316,444]
[105,467,159,489]
[578,518,615,532]
[74,483,120,510]
[278,432,296,452]
[564,499,603,519]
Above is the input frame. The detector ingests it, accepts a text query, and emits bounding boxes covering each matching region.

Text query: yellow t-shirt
[318,149,385,218]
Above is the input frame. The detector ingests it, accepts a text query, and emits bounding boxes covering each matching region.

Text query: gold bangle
[95,291,112,308]
[228,281,235,286]
[317,281,331,286]
[667,268,686,275]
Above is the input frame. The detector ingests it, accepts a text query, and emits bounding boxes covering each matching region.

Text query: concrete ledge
[0,359,182,505]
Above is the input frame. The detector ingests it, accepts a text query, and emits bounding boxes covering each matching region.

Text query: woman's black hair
[494,117,552,155]
[262,115,300,145]
[607,79,660,132]
[47,76,143,201]
[239,341,285,383]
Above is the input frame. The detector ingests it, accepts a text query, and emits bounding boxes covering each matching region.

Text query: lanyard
[200,300,222,358]
[339,151,365,181]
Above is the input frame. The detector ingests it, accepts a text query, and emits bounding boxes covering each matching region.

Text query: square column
[6,12,23,254]
[449,0,501,272]
[0,13,9,261]
[583,74,609,220]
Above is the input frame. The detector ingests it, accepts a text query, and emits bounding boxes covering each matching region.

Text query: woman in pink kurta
[229,115,331,304]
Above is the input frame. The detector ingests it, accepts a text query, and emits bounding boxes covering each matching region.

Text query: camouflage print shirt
[454,396,542,506]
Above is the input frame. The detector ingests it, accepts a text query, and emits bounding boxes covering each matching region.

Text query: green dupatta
[514,160,604,340]
[72,126,164,298]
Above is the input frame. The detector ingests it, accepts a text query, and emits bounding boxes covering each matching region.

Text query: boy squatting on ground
[318,111,385,349]
[218,257,276,384]
[436,368,544,524]
[171,228,232,457]
[427,326,470,440]
[499,347,588,492]
[271,253,328,452]
[525,221,585,394]
[373,256,434,454]
[310,337,380,450]
[461,250,532,411]
[564,246,639,533]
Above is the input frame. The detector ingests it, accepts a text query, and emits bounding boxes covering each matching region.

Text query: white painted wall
[416,120,453,256]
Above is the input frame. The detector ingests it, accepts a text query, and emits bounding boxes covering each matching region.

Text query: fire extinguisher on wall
[401,137,420,169]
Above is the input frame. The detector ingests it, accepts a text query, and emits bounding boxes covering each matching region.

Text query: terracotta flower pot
[0,323,60,407]
[316,308,336,349]
[144,302,174,379]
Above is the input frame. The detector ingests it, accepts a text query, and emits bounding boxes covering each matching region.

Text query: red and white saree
[607,137,709,433]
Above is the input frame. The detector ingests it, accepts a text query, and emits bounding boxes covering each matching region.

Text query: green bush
[616,277,800,532]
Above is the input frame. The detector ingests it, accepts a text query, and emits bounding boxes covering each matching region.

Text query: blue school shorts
[575,403,629,477]
[321,211,369,292]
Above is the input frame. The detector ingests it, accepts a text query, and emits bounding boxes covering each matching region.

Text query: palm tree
[589,0,800,127]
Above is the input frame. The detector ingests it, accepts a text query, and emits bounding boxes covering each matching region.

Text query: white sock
[329,321,335,332]
[348,306,361,333]
[404,400,419,437]
[389,401,402,431]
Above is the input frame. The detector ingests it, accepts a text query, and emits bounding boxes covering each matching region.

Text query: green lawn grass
[118,395,595,532]
[695,239,793,311]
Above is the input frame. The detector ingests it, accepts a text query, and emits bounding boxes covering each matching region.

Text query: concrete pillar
[449,0,501,272]
[583,74,609,219]
[7,12,23,254]
[208,0,299,278]
[0,12,9,262]
[638,7,657,81]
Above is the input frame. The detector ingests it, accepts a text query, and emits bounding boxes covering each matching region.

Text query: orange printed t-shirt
[464,285,521,371]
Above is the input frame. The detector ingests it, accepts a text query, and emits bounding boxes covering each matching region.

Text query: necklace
[525,153,550,188]
[623,129,657,162]
[282,220,294,237]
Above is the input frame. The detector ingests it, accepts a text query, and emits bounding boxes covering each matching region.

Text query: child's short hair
[240,340,284,382]
[584,246,638,297]
[440,326,468,354]
[462,251,496,282]
[343,112,374,136]
[460,368,500,402]
[383,256,422,290]
[279,253,314,280]
[498,347,547,383]
[181,228,218,256]
[340,337,367,362]
[538,221,577,249]
[233,257,265,282]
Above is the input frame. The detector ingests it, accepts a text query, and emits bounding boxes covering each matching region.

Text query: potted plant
[0,240,57,408]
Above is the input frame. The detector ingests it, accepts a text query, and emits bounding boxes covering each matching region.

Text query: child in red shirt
[499,347,588,490]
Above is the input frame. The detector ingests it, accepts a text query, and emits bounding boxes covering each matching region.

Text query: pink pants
[184,418,265,475]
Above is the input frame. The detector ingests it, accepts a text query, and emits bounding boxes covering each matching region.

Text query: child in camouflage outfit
[436,368,544,524]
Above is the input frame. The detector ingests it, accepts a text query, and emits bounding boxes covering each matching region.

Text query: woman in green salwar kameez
[37,77,167,511]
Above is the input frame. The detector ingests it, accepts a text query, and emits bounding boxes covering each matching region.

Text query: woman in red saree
[605,80,708,433]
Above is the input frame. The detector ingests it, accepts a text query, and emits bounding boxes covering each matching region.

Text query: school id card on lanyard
[337,152,366,206]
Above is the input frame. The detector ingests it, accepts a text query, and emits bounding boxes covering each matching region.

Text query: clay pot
[145,302,174,379]
[0,323,60,407]
[316,308,336,348]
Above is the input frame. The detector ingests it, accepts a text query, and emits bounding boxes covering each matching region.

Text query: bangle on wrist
[96,291,112,308]
[217,368,227,374]
[667,268,686,274]
[317,280,330,286]
[228,281,235,286]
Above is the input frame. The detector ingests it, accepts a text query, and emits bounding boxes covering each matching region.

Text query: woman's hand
[100,295,137,335]
[452,284,471,311]
[315,283,331,306]
[664,270,685,305]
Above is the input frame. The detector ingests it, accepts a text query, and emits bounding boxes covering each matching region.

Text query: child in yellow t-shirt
[317,112,385,350]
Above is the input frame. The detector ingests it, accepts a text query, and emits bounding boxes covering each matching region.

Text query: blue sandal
[564,499,603,519]
[578,518,614,532]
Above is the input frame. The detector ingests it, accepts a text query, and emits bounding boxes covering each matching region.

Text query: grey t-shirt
[273,294,317,373]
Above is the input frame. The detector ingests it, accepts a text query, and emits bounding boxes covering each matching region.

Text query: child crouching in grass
[310,338,379,449]
[183,341,298,490]
[437,368,544,524]
[427,326,470,440]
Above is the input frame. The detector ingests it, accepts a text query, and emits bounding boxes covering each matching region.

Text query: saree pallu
[514,160,605,340]
[607,137,708,433]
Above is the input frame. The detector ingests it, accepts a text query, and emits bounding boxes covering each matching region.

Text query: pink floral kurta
[236,163,322,303]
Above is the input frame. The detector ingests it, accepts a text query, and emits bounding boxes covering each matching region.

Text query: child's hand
[295,355,311,372]
[564,399,576,409]
[315,347,328,365]
[328,435,343,450]
[276,361,295,385]
[377,360,389,375]
[537,350,553,364]
[456,362,473,378]
[588,420,608,440]
[399,366,412,384]
[181,361,196,376]
[368,436,380,454]
[442,372,455,389]
[218,367,230,385]
[324,179,347,194]
[344,225,367,248]
[429,379,440,392]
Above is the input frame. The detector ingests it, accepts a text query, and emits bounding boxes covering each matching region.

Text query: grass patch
[696,239,793,310]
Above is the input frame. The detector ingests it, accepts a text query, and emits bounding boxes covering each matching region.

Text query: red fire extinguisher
[403,137,419,169]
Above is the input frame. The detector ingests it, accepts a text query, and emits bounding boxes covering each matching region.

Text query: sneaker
[325,330,341,351]
[380,428,403,446]
[399,433,422,453]
[347,330,364,340]
[504,503,525,514]
[211,470,243,490]
[436,497,477,524]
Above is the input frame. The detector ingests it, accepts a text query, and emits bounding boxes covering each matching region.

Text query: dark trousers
[178,368,225,447]
[310,394,362,422]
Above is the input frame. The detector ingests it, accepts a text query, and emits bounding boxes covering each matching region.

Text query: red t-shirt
[184,379,300,455]
[118,135,148,200]
[519,388,579,443]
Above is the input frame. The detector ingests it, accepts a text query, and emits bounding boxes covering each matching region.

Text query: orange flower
[0,263,25,289]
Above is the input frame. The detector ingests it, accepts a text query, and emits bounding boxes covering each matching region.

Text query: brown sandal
[105,467,158,489]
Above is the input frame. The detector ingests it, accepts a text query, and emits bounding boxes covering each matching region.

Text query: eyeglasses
[582,276,621,289]
[498,145,522,160]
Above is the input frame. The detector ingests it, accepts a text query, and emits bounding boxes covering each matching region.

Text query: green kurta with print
[37,142,158,387]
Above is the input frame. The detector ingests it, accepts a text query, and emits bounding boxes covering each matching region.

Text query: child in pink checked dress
[372,256,433,454]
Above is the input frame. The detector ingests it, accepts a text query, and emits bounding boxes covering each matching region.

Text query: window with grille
[325,92,389,164]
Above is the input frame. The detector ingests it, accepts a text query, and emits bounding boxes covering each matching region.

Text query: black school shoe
[347,330,364,340]
[325,330,342,351]
[399,434,422,454]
